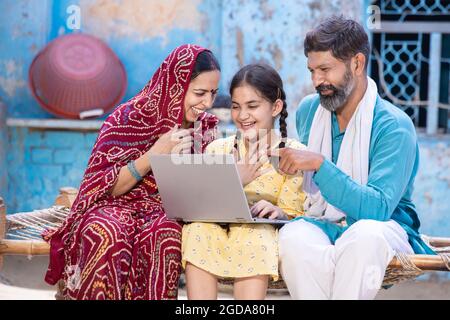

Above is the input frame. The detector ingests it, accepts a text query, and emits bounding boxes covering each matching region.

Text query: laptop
[149,154,288,225]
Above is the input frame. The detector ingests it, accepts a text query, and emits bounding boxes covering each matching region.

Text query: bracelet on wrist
[127,160,143,182]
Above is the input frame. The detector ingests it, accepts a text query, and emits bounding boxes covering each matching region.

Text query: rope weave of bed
[5,206,70,241]
[1,205,449,290]
[383,252,425,287]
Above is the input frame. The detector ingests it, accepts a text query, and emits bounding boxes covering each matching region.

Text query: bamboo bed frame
[1,189,449,292]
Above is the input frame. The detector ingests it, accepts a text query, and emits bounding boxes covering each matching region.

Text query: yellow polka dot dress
[182,136,306,280]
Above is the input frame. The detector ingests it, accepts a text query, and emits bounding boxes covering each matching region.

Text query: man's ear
[272,99,283,117]
[353,53,366,76]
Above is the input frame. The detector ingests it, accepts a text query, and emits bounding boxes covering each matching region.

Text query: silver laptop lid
[150,154,259,223]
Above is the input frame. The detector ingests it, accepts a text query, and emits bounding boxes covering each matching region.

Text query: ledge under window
[6,118,103,131]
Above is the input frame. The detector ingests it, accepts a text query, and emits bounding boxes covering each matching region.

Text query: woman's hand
[250,200,288,220]
[111,126,193,197]
[148,126,194,156]
[234,142,271,186]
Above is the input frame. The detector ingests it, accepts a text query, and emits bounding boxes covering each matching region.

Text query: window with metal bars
[369,0,450,133]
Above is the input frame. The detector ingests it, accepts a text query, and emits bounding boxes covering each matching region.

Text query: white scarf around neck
[302,77,378,222]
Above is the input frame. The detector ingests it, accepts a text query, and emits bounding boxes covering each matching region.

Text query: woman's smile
[191,105,205,117]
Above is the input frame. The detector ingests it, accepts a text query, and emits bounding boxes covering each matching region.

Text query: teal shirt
[294,94,434,255]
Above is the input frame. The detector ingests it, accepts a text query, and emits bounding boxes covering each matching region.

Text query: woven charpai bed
[1,189,449,294]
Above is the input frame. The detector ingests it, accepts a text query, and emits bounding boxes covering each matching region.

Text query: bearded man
[277,15,435,300]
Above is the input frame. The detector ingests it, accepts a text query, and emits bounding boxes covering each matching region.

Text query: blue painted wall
[6,126,96,212]
[414,134,450,238]
[221,0,364,135]
[1,2,449,281]
[0,0,50,118]
[0,0,222,118]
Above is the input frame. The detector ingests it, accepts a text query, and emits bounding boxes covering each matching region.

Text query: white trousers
[278,219,414,300]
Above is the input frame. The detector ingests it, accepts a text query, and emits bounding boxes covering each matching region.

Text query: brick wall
[6,126,98,212]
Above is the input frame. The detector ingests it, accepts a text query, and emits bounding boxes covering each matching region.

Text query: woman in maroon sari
[42,44,221,300]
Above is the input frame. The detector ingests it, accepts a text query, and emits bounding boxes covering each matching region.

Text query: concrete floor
[1,255,449,300]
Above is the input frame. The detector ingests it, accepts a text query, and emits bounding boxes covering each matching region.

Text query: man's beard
[316,68,355,112]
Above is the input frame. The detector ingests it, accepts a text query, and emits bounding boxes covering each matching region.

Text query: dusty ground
[1,255,449,300]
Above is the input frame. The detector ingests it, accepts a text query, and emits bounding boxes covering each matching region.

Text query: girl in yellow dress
[182,64,306,299]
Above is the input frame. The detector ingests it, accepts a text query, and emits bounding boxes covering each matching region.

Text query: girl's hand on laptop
[250,200,288,220]
[234,145,271,186]
[148,125,194,155]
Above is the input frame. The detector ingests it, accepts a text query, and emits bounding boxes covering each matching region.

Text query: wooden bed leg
[55,280,65,300]
[54,187,78,208]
